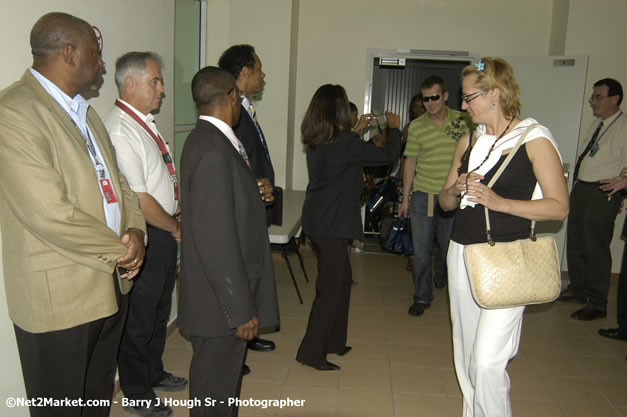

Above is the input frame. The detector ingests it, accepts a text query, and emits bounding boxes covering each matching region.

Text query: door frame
[363,48,481,117]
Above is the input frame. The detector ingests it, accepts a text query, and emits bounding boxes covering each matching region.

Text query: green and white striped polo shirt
[404,108,472,194]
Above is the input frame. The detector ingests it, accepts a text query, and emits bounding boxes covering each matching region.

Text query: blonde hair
[462,57,521,118]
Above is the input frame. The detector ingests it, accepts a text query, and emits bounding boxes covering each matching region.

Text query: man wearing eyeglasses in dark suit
[560,78,627,322]
[398,75,472,318]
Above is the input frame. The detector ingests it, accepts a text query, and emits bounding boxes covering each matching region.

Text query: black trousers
[566,181,621,310]
[296,237,352,367]
[189,334,247,417]
[118,225,177,400]
[14,275,127,417]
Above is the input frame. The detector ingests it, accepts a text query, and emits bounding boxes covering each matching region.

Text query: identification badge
[99,179,118,204]
[589,142,599,157]
[172,176,180,201]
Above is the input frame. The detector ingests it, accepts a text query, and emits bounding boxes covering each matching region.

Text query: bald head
[29,12,103,98]
[31,12,94,62]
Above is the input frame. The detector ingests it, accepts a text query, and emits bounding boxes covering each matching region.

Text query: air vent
[379,57,406,67]
[553,59,575,67]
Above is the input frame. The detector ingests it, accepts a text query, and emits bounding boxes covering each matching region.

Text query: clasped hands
[116,227,146,279]
[257,177,274,203]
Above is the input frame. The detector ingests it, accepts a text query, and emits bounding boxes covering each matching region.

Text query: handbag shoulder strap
[483,123,538,245]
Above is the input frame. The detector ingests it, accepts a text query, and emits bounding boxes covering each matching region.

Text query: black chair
[270,231,310,304]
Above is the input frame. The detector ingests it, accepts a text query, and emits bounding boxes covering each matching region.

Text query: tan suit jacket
[0,70,146,333]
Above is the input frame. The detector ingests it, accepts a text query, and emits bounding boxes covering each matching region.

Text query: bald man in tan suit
[0,12,146,417]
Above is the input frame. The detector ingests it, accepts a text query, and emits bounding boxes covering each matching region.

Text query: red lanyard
[115,100,178,200]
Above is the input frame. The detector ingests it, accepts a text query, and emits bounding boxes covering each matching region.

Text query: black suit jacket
[234,106,276,225]
[302,128,402,241]
[178,119,279,337]
[234,106,275,184]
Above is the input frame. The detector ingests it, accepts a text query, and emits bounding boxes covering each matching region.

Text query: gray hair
[114,51,163,95]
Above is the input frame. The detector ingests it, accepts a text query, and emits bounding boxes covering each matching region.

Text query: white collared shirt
[199,115,247,155]
[29,68,121,235]
[578,109,627,182]
[105,99,178,215]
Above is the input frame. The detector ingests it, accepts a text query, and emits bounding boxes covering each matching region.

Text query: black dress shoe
[571,306,607,321]
[247,337,276,352]
[558,288,586,304]
[598,328,627,340]
[336,346,352,356]
[313,360,341,371]
[242,364,251,376]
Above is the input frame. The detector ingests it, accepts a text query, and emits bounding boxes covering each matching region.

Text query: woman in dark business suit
[296,84,402,370]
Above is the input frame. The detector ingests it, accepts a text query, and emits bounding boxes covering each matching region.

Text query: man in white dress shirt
[105,52,187,417]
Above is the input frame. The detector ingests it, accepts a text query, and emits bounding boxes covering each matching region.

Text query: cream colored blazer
[0,71,146,333]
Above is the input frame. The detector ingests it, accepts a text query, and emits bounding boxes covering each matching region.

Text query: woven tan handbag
[463,124,561,309]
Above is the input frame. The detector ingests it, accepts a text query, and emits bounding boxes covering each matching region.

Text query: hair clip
[474,59,485,72]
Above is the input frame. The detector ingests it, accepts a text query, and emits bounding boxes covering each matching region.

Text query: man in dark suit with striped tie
[218,44,278,367]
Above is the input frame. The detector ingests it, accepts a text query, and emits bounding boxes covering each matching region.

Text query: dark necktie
[248,103,272,164]
[573,121,603,181]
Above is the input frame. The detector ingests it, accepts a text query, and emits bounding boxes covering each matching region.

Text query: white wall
[0,2,174,413]
[289,0,554,190]
[204,0,294,189]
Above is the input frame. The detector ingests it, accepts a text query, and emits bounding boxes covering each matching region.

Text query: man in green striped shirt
[399,75,471,317]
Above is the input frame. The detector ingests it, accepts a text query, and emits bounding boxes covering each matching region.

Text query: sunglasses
[422,95,441,102]
[462,90,486,103]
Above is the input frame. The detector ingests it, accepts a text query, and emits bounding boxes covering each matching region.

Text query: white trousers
[447,241,525,417]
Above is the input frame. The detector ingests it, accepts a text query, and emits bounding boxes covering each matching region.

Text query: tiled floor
[109,247,627,417]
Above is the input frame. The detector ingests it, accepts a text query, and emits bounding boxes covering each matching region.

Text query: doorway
[370,57,470,128]
[362,50,476,245]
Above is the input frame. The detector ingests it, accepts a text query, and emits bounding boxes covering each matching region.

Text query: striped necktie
[248,102,271,164]
[235,136,251,169]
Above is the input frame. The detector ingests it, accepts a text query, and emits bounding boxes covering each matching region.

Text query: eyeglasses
[588,94,609,102]
[462,90,486,103]
[422,95,440,102]
[227,87,242,96]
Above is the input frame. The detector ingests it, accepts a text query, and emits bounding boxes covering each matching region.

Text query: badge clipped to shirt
[589,142,600,157]
[171,175,180,201]
[99,179,118,204]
